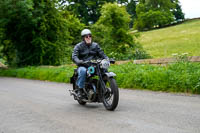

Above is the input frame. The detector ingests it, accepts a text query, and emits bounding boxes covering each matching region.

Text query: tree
[0,28,4,62]
[126,0,137,27]
[0,0,84,66]
[171,0,185,21]
[60,0,137,26]
[145,0,174,10]
[60,0,114,25]
[134,0,175,30]
[92,3,149,60]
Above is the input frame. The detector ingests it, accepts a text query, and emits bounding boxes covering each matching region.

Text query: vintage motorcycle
[70,59,119,111]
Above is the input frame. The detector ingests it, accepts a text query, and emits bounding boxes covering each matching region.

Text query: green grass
[0,65,75,83]
[136,19,200,58]
[1,63,200,94]
[110,62,200,94]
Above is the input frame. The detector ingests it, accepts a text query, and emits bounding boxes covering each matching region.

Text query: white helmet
[81,29,91,37]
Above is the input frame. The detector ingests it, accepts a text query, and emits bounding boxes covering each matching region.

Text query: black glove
[109,58,115,64]
[77,60,90,67]
[82,61,91,67]
[76,60,84,66]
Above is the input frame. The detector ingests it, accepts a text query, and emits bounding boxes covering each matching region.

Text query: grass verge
[0,65,75,83]
[0,63,200,94]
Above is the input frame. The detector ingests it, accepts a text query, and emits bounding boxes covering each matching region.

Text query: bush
[91,3,149,60]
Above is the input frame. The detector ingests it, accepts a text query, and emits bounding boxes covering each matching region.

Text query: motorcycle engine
[88,89,95,100]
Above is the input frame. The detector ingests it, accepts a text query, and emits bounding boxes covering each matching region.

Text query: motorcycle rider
[72,29,108,98]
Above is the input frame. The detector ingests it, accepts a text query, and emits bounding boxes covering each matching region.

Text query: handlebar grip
[109,59,115,64]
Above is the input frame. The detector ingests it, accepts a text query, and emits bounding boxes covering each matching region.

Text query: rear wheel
[102,77,119,111]
[77,99,86,105]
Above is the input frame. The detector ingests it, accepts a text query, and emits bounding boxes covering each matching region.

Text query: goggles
[84,34,92,38]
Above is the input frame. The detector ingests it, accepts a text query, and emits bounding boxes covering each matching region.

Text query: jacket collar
[82,41,92,47]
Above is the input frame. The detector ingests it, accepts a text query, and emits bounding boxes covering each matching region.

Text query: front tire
[102,77,119,111]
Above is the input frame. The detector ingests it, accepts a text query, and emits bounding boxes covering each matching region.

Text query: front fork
[97,68,116,100]
[96,66,108,97]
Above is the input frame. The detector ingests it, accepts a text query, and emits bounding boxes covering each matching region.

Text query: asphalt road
[0,77,199,133]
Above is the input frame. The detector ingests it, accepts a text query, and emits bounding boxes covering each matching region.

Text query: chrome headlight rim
[100,59,110,69]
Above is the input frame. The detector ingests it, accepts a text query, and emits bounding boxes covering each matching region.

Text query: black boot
[77,88,83,99]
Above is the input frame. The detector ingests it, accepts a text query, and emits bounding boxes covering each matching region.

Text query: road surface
[0,77,199,133]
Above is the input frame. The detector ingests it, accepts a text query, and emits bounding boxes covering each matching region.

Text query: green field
[136,19,200,58]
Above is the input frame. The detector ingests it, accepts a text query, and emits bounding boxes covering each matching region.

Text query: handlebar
[83,58,115,64]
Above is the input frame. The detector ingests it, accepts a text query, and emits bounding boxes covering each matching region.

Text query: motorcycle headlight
[100,59,110,69]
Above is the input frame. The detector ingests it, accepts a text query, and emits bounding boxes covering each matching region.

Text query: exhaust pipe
[69,90,78,100]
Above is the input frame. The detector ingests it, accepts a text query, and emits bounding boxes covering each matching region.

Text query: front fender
[104,72,116,78]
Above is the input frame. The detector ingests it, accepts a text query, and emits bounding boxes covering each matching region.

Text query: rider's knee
[78,67,87,75]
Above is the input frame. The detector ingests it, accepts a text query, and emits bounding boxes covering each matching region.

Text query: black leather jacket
[72,41,108,66]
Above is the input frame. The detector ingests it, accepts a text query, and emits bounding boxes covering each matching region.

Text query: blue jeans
[76,67,87,88]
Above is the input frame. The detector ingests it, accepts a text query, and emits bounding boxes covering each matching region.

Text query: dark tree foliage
[171,0,185,21]
[0,28,4,62]
[61,0,110,25]
[134,0,175,30]
[0,0,84,66]
[60,0,137,26]
[126,0,137,27]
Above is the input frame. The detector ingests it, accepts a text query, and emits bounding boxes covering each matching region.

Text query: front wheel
[102,77,119,111]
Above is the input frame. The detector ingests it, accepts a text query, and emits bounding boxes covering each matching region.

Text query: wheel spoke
[102,77,119,111]
[106,94,114,105]
[104,81,114,106]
